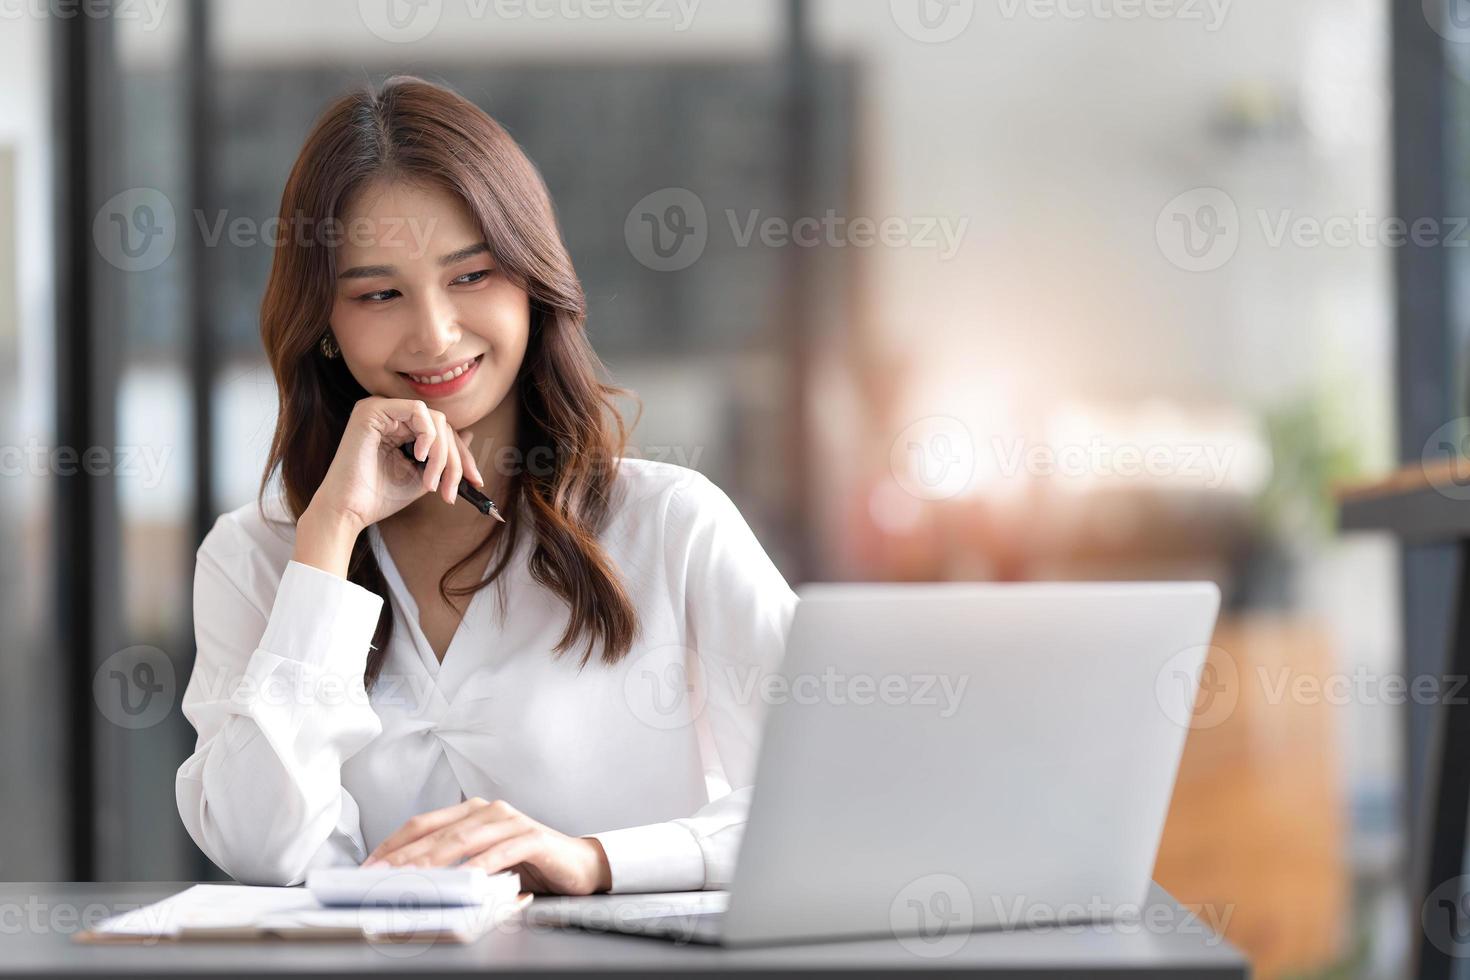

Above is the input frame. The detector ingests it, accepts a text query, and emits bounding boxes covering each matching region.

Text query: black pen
[398,441,506,523]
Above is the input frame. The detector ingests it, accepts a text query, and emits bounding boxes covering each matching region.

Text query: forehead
[336,178,481,261]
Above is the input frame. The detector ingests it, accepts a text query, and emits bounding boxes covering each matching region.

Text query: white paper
[92,881,524,940]
[94,885,317,937]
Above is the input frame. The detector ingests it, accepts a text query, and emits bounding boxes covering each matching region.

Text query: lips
[399,354,482,398]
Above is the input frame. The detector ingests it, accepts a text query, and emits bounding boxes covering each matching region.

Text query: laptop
[527,581,1221,947]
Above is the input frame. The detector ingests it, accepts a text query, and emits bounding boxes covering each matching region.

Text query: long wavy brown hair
[257,75,640,689]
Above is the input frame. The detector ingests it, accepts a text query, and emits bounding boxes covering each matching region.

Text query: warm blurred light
[867,478,924,535]
[888,357,1028,503]
[890,351,1272,503]
[1041,399,1272,497]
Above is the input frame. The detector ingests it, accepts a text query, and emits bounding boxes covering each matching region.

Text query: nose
[405,291,461,357]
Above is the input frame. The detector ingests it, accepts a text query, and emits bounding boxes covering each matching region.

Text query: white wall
[811,0,1389,432]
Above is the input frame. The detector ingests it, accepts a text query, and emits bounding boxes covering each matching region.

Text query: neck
[384,394,519,537]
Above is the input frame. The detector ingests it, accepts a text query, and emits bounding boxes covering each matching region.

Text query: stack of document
[75,868,527,943]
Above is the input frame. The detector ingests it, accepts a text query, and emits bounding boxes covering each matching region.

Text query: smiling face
[328,178,531,432]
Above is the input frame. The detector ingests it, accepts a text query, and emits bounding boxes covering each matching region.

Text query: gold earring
[319,333,340,359]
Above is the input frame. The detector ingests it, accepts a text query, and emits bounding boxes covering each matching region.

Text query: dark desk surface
[2,880,1247,979]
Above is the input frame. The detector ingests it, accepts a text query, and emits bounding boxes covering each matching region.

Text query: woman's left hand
[361,796,613,895]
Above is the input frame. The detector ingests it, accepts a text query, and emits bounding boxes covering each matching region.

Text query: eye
[356,288,400,304]
[451,269,493,286]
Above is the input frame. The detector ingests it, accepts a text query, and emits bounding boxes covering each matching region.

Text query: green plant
[1254,384,1370,545]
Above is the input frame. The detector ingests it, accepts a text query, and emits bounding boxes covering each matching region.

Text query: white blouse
[175,457,799,892]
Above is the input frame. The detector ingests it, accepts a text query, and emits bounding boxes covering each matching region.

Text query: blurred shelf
[1336,461,1470,541]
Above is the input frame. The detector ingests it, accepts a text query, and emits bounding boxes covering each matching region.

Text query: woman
[175,75,798,893]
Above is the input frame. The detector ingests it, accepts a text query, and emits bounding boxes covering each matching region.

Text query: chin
[449,393,502,430]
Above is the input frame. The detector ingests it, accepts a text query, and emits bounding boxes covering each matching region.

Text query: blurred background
[4,0,1468,976]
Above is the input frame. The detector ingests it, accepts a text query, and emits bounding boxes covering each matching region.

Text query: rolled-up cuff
[257,560,384,675]
[587,821,707,893]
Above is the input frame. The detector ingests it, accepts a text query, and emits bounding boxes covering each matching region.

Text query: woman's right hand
[293,398,487,577]
[315,396,487,531]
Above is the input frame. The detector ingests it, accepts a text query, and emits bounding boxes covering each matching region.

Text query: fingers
[366,398,480,505]
[437,412,462,504]
[376,805,530,869]
[463,832,540,878]
[453,427,486,488]
[420,410,447,497]
[362,798,597,895]
[364,796,490,864]
[372,398,437,467]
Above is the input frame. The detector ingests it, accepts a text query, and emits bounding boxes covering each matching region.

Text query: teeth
[408,357,475,385]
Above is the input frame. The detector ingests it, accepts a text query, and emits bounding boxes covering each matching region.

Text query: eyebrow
[337,241,492,280]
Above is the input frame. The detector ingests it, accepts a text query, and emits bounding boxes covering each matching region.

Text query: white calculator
[305,866,521,907]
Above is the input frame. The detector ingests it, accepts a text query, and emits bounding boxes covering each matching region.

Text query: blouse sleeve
[174,513,385,886]
[588,470,799,892]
